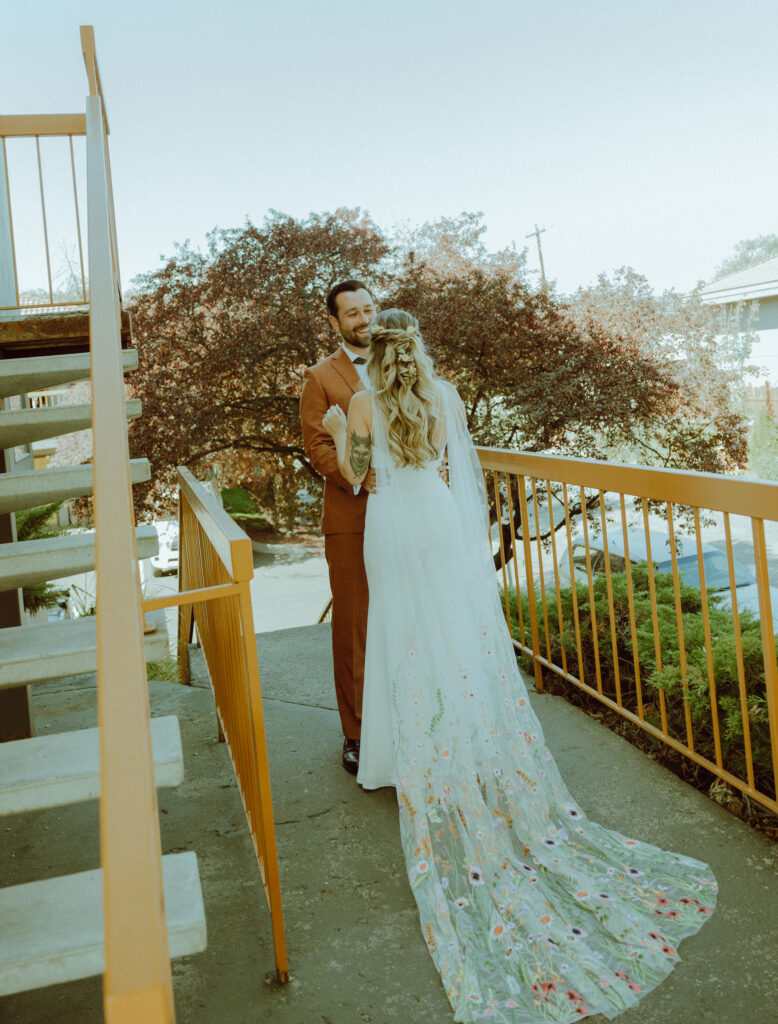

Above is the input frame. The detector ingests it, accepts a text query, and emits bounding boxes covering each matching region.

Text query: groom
[300,280,377,774]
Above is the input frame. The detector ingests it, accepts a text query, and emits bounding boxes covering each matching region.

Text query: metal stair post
[0,138,33,741]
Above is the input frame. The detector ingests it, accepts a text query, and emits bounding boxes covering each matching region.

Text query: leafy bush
[17,502,70,614]
[503,563,777,799]
[220,486,274,533]
[16,501,64,541]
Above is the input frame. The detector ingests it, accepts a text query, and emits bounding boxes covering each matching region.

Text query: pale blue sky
[3,0,776,296]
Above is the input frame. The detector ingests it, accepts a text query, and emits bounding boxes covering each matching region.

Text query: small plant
[145,657,179,684]
[69,583,96,617]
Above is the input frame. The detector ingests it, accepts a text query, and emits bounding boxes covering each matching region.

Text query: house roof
[700,254,778,304]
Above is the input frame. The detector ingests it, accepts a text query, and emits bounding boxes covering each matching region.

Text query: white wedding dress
[357,380,717,1023]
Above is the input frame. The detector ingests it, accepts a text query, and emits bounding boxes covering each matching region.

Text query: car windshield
[655,552,756,590]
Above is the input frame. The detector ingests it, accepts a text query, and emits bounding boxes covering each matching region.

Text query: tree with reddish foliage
[127,208,391,523]
[127,209,749,535]
[559,267,751,473]
[386,242,747,473]
[385,227,750,563]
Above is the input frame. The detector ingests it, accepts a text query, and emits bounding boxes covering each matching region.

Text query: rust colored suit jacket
[300,347,368,535]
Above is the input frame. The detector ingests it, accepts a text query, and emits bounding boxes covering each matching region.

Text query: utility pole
[525,223,547,291]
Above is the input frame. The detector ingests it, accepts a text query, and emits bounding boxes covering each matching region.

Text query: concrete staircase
[0,319,207,998]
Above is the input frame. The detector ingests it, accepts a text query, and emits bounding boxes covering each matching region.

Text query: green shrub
[17,502,70,614]
[221,486,274,532]
[502,563,777,799]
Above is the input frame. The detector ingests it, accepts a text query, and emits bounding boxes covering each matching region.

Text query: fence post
[517,475,544,692]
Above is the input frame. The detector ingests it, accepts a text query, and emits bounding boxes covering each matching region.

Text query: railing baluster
[545,479,567,676]
[0,136,20,308]
[35,135,54,304]
[666,503,695,751]
[563,483,585,686]
[68,134,87,300]
[580,485,603,695]
[598,490,622,706]
[723,512,755,790]
[505,474,526,648]
[531,477,552,662]
[693,507,723,768]
[517,475,543,691]
[493,470,512,633]
[751,517,778,800]
[620,494,643,719]
[641,498,668,735]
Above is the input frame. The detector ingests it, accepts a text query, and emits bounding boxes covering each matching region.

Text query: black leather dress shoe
[342,738,360,775]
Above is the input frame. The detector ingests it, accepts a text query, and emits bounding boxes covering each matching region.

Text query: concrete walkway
[2,624,777,1024]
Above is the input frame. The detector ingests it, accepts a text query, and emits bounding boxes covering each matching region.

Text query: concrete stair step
[0,715,183,816]
[0,348,138,399]
[0,458,150,515]
[0,609,169,690]
[0,524,158,590]
[0,399,141,449]
[0,850,207,997]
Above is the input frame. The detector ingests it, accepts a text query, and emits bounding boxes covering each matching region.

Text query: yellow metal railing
[157,465,289,983]
[84,25,177,1024]
[478,447,778,816]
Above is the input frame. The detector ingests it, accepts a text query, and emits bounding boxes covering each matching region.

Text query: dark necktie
[353,357,367,364]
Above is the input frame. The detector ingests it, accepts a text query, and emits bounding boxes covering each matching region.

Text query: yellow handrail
[85,32,175,1024]
[170,466,289,983]
[478,446,778,815]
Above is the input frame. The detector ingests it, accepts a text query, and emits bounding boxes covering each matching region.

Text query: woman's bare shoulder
[349,389,372,413]
[348,389,373,426]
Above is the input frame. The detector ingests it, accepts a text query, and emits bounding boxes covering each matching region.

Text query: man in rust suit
[300,281,377,775]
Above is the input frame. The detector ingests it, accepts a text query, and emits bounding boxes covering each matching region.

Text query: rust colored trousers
[324,532,368,741]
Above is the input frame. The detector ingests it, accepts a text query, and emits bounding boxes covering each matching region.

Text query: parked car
[151,521,179,576]
[556,530,778,633]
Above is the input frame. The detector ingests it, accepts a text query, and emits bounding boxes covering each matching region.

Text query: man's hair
[326,279,374,318]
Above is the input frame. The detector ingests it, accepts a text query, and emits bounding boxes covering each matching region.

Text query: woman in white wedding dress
[322,309,717,1023]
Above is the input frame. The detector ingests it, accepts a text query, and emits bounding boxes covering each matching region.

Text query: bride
[322,309,717,1023]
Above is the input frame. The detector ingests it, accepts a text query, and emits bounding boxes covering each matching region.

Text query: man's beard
[344,328,369,349]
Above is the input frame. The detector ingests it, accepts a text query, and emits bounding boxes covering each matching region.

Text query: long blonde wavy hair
[366,309,441,468]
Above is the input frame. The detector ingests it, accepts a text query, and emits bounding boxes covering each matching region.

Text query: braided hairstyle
[367,309,440,468]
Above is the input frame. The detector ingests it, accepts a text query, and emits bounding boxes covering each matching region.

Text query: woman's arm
[322,390,373,487]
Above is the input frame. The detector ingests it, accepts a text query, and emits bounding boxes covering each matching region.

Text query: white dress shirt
[342,342,370,387]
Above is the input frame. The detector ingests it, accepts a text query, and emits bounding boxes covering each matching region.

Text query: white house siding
[700,257,778,386]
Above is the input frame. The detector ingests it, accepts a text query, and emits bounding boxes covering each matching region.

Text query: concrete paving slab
[1,624,776,1024]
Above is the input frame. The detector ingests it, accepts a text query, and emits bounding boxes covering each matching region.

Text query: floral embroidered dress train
[357,380,717,1023]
